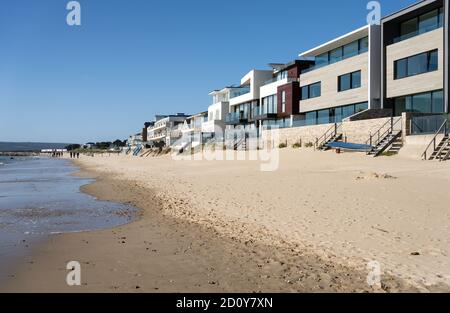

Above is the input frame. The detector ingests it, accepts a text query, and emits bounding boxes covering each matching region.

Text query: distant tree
[95,142,112,150]
[113,139,126,147]
[65,144,81,151]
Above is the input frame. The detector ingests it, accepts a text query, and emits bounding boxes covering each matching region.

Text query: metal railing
[262,76,298,86]
[366,117,402,147]
[422,120,449,160]
[315,123,342,149]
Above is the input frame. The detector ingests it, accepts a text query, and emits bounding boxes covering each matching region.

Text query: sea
[0,156,137,284]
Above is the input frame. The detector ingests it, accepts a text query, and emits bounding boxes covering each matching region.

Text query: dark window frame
[394,49,438,80]
[338,70,362,92]
[301,82,321,100]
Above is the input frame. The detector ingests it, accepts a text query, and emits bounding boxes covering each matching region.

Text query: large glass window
[329,47,343,64]
[400,18,418,39]
[432,90,444,113]
[301,86,309,100]
[301,82,321,100]
[359,37,369,53]
[317,109,330,124]
[393,90,444,115]
[395,58,407,79]
[310,82,321,98]
[412,93,432,113]
[316,53,329,66]
[419,9,439,34]
[394,50,438,79]
[352,71,361,89]
[301,37,369,73]
[338,71,361,92]
[281,91,286,113]
[339,74,351,92]
[343,41,359,59]
[355,102,368,113]
[396,7,444,43]
[305,112,317,125]
[342,105,355,119]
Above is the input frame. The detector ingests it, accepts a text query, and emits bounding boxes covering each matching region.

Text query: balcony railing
[392,25,443,44]
[230,86,251,99]
[226,112,250,124]
[252,107,278,120]
[262,76,298,86]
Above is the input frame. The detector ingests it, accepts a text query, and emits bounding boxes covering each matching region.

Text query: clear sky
[0,0,417,143]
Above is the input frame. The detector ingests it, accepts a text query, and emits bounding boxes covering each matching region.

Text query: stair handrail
[315,123,342,150]
[366,117,402,147]
[422,120,448,160]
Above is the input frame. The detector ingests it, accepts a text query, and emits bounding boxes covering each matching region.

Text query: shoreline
[0,156,419,293]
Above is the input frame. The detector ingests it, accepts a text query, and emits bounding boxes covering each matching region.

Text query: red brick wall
[277,82,300,117]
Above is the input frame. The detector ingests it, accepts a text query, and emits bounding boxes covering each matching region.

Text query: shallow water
[0,156,136,283]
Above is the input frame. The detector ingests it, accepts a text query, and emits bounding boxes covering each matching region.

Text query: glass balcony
[261,76,298,86]
[225,112,250,124]
[230,86,251,99]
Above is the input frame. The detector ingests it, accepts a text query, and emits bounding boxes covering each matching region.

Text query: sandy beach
[3,148,450,292]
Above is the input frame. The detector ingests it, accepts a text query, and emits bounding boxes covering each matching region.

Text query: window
[432,90,444,113]
[352,71,361,89]
[301,102,368,126]
[301,86,309,100]
[281,91,286,113]
[400,18,418,39]
[359,37,369,53]
[317,109,330,124]
[301,37,369,73]
[316,53,329,66]
[419,9,439,34]
[310,83,321,98]
[261,95,277,114]
[338,71,361,92]
[394,50,438,79]
[396,7,444,43]
[394,90,444,115]
[329,47,343,64]
[339,74,351,91]
[301,82,321,100]
[343,41,359,59]
[395,58,407,79]
[305,112,317,125]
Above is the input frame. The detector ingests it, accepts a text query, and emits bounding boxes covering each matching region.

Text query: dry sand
[3,148,450,292]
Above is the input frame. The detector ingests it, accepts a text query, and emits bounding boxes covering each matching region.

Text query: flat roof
[299,25,368,57]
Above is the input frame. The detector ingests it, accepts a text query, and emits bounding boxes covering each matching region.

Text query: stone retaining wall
[263,117,393,147]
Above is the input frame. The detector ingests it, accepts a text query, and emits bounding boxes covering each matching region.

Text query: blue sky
[0,0,417,143]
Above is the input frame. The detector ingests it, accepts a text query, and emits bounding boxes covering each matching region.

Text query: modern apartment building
[381,0,448,116]
[225,69,273,129]
[180,111,208,148]
[147,113,189,147]
[202,88,231,139]
[296,24,382,126]
[257,60,313,128]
